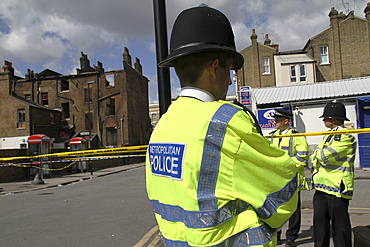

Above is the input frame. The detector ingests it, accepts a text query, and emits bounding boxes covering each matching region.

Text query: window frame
[17,108,26,129]
[106,98,116,116]
[290,65,297,83]
[320,45,330,65]
[299,64,307,82]
[62,102,70,119]
[262,57,271,75]
[61,80,69,92]
[41,92,48,106]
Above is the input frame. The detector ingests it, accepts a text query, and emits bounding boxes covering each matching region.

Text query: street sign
[240,86,251,106]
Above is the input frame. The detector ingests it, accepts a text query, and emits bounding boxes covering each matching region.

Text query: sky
[0,0,369,104]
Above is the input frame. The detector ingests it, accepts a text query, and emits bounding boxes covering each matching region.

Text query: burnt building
[0,48,151,148]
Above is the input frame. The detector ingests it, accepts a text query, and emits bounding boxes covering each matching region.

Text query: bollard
[31,173,45,184]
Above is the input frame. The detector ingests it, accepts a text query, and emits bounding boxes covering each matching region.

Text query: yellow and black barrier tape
[3,161,79,171]
[0,145,147,163]
[266,128,370,139]
[0,154,146,170]
[1,129,369,164]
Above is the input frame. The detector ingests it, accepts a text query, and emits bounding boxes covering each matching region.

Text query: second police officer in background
[311,100,357,247]
[146,4,299,247]
[269,109,309,247]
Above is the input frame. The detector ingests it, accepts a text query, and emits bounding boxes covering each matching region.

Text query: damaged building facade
[0,47,151,149]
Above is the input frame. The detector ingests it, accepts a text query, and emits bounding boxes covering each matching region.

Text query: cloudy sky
[0,0,368,103]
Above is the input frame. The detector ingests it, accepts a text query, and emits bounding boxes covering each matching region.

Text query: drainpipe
[120,117,124,146]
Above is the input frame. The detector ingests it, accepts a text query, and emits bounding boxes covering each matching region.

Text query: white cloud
[1,0,369,102]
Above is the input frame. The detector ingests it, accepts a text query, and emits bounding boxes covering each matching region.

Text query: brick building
[237,31,279,89]
[0,61,63,144]
[304,5,370,81]
[0,47,151,149]
[237,4,370,90]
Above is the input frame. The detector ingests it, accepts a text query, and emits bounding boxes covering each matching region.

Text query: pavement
[0,162,146,196]
[1,165,370,246]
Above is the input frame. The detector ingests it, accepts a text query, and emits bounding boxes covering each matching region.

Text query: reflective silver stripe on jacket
[150,199,250,228]
[256,175,297,219]
[197,104,240,211]
[319,164,354,173]
[162,223,275,246]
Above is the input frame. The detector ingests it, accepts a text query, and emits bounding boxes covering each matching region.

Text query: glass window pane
[291,66,296,76]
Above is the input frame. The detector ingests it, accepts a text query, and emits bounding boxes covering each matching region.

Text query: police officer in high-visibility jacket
[311,100,357,247]
[269,109,309,247]
[146,5,299,247]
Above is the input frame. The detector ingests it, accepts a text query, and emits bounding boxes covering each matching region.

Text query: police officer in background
[311,100,357,247]
[146,5,299,246]
[270,109,309,247]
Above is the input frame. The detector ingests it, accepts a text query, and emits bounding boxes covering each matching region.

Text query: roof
[275,53,316,65]
[252,76,370,105]
[11,94,61,112]
[38,69,62,78]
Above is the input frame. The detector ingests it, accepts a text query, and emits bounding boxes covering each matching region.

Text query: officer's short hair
[173,52,232,87]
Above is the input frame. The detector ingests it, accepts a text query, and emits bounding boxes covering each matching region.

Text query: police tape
[0,145,147,163]
[1,128,369,164]
[266,128,370,139]
[2,160,79,171]
[0,154,146,170]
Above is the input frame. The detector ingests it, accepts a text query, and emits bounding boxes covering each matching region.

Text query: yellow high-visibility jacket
[146,97,299,246]
[270,128,309,191]
[311,126,357,200]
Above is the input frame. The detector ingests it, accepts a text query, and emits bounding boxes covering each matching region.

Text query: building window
[262,57,270,74]
[41,92,48,106]
[106,98,115,116]
[320,45,329,64]
[25,94,31,101]
[62,102,70,119]
[290,64,307,83]
[106,127,117,146]
[300,64,307,82]
[17,109,26,129]
[84,88,92,103]
[85,113,93,131]
[61,80,69,91]
[290,66,297,83]
[106,74,115,87]
[151,112,157,122]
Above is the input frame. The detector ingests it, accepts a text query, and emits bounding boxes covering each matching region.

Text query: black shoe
[276,230,282,245]
[285,239,295,247]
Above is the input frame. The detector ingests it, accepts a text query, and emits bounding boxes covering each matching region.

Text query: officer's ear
[207,58,219,79]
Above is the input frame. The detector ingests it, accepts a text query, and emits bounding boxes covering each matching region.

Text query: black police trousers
[313,190,351,247]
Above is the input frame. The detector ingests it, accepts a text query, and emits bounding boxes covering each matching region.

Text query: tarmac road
[1,164,370,246]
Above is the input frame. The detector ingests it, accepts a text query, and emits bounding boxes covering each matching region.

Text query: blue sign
[240,86,251,106]
[258,108,290,129]
[149,143,186,180]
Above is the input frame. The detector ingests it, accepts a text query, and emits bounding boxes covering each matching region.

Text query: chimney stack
[1,60,14,75]
[264,34,271,46]
[123,47,132,67]
[251,29,258,45]
[134,57,142,74]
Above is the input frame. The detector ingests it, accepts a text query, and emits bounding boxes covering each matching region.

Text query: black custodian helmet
[320,100,350,121]
[158,5,244,70]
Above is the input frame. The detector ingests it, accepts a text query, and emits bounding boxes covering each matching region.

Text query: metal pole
[153,0,172,116]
